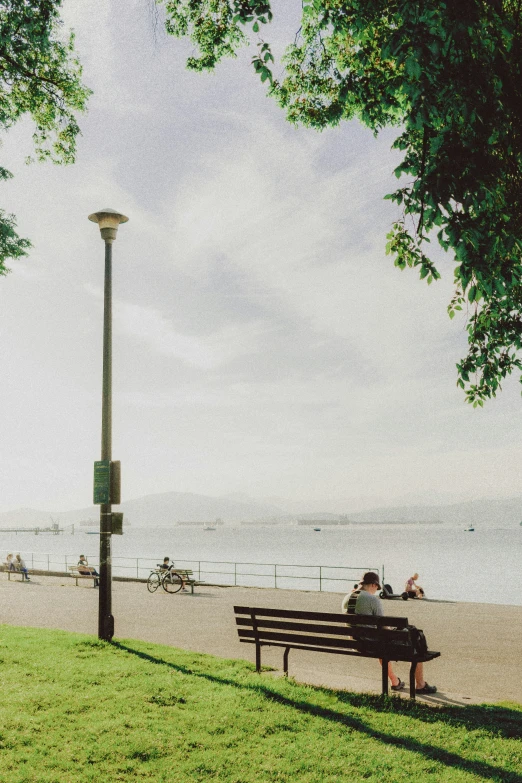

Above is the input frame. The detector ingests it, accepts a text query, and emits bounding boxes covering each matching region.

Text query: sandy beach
[1,573,521,707]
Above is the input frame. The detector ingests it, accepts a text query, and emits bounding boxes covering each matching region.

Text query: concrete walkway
[1,573,521,706]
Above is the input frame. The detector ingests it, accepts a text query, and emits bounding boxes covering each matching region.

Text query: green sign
[93,460,111,505]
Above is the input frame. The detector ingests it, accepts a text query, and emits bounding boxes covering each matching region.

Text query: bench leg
[409,662,417,700]
[190,582,194,594]
[255,643,261,673]
[283,647,290,676]
[381,658,389,696]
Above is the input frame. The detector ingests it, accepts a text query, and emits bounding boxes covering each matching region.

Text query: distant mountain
[118,491,284,525]
[1,492,520,530]
[0,491,286,528]
[346,496,522,527]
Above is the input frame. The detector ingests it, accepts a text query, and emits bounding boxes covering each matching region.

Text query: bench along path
[147,568,202,594]
[3,568,30,582]
[171,569,201,594]
[234,606,440,699]
[68,566,98,587]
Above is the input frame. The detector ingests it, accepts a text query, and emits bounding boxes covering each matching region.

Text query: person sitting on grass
[405,573,425,599]
[78,555,99,587]
[159,557,187,591]
[342,571,436,695]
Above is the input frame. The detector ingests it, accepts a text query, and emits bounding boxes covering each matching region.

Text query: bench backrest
[234,605,412,655]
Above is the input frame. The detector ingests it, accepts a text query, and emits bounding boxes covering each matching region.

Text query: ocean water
[1,524,520,606]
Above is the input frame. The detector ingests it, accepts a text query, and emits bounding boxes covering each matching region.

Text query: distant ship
[465,525,475,532]
[203,525,216,531]
[313,527,321,532]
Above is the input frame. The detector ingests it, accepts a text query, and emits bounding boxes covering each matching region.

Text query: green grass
[0,626,521,783]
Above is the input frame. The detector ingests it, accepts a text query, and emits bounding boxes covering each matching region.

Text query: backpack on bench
[408,625,428,656]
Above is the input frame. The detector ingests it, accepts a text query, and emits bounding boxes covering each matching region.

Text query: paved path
[1,574,521,706]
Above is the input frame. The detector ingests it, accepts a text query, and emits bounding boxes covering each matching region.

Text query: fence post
[136,558,139,579]
[234,562,237,586]
[47,553,50,573]
[198,561,201,581]
[274,564,277,589]
[319,566,322,592]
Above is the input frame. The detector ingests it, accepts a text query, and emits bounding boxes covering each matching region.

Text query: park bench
[68,565,98,587]
[4,567,30,581]
[172,569,199,593]
[163,568,201,594]
[233,605,440,699]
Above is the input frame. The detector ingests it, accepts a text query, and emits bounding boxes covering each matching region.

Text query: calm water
[1,524,520,606]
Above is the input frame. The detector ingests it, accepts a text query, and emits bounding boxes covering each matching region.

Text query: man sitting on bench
[159,557,187,591]
[342,571,436,695]
[78,555,99,587]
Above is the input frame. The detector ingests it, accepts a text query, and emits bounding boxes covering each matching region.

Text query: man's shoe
[416,683,437,694]
[391,679,406,691]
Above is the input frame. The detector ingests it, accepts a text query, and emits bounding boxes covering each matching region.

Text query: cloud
[154,113,461,386]
[84,284,269,369]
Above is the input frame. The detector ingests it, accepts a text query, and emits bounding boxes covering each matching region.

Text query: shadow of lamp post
[88,208,128,641]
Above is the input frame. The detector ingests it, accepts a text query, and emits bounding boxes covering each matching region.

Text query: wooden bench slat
[238,628,375,652]
[235,617,412,641]
[238,637,384,658]
[234,606,409,627]
[238,635,440,663]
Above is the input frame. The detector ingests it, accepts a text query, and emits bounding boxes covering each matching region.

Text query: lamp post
[88,208,128,641]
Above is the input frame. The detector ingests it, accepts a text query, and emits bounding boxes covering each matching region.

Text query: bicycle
[147,565,185,594]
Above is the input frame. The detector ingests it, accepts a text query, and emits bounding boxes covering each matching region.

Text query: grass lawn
[0,626,521,783]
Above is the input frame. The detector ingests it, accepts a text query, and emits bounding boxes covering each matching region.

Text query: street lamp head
[88,208,129,243]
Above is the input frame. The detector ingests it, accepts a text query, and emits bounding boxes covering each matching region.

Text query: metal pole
[99,239,113,641]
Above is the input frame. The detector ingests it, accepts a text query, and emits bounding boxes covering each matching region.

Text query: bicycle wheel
[147,572,161,593]
[162,571,183,593]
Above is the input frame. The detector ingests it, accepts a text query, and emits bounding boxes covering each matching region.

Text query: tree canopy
[158,0,522,405]
[0,0,90,276]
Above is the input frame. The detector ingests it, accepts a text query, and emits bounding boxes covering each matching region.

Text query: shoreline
[4,567,521,608]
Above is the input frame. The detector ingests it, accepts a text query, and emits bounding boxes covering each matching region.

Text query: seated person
[342,571,436,694]
[405,573,425,599]
[78,555,99,587]
[159,556,171,572]
[15,554,30,581]
[159,557,187,591]
[5,553,16,571]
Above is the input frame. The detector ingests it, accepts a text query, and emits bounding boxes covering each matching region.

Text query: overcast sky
[0,0,521,515]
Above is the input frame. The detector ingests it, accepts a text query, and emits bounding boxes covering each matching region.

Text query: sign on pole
[93,460,111,505]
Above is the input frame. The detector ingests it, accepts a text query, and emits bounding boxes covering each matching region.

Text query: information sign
[93,460,111,505]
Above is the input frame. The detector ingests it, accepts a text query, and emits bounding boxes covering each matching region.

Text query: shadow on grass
[334,690,522,739]
[112,641,522,783]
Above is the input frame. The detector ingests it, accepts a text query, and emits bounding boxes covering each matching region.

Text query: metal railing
[3,551,384,593]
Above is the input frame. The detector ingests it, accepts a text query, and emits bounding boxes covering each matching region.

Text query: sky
[1,0,521,515]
